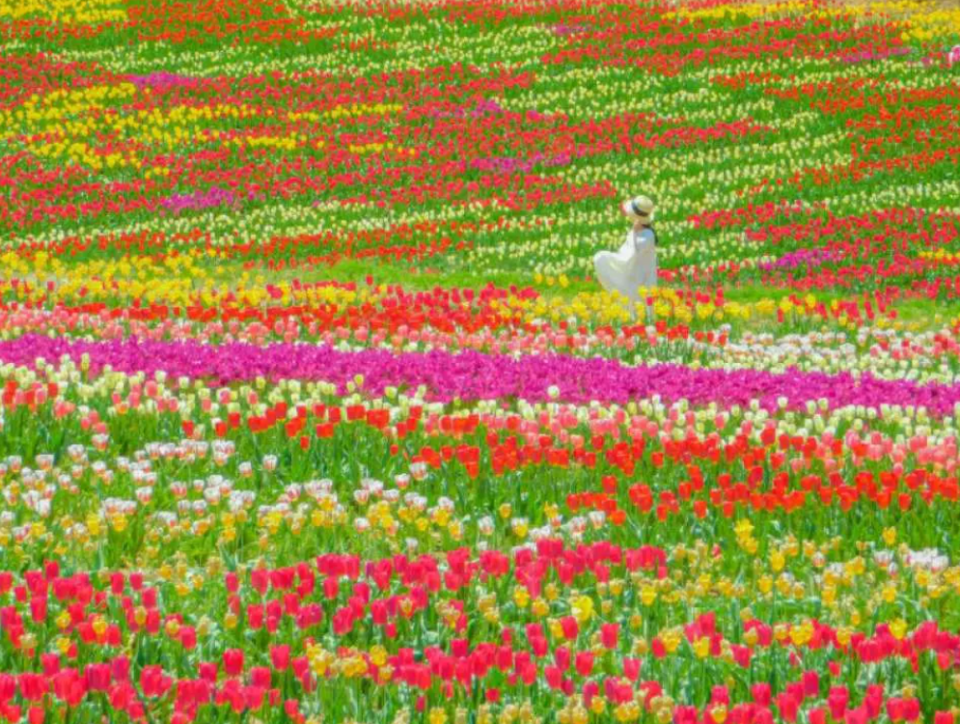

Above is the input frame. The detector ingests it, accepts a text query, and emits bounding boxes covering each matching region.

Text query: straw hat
[622,195,655,223]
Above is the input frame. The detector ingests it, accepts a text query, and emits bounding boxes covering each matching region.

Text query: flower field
[1,0,960,722]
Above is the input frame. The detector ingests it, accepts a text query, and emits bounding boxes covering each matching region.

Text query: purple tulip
[5,336,960,417]
[841,46,912,64]
[160,186,237,214]
[127,72,202,90]
[760,247,841,272]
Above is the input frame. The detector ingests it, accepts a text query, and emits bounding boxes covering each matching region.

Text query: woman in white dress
[593,195,658,319]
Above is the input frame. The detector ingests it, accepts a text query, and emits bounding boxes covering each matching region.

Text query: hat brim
[623,200,653,221]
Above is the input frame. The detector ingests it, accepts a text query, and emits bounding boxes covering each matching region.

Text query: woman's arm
[635,228,656,249]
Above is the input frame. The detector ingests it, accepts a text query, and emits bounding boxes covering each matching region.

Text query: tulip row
[2,296,959,382]
[0,538,958,724]
[10,333,960,415]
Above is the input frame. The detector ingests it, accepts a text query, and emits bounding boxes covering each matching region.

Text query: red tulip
[223,649,244,677]
[601,622,619,649]
[574,651,594,677]
[270,645,291,671]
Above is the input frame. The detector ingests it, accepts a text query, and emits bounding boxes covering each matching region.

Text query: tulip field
[4,0,960,722]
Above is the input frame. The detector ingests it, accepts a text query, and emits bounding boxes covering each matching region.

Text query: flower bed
[1,0,959,723]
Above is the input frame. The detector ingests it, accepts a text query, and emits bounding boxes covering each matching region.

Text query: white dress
[593,227,657,306]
